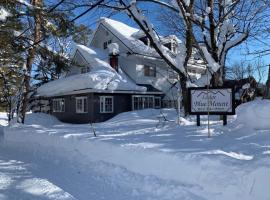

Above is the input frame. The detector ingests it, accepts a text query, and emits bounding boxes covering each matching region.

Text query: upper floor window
[139,37,150,46]
[100,96,114,113]
[144,65,156,77]
[76,96,87,113]
[103,40,112,49]
[164,41,177,53]
[171,42,177,53]
[81,66,90,74]
[103,41,107,49]
[52,98,65,112]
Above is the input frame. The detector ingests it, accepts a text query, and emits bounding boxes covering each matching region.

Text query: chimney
[109,54,119,72]
[108,43,120,72]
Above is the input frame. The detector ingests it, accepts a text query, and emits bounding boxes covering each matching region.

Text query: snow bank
[3,108,270,199]
[3,124,248,200]
[24,113,60,126]
[235,99,270,130]
[0,112,8,127]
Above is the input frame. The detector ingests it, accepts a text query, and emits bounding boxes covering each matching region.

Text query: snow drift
[3,103,270,199]
[235,99,270,130]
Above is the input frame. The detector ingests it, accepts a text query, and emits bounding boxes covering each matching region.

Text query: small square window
[144,65,156,77]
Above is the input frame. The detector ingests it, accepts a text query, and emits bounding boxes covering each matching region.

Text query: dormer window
[139,36,150,46]
[164,41,177,53]
[81,66,90,74]
[164,43,171,50]
[144,65,156,77]
[171,42,177,53]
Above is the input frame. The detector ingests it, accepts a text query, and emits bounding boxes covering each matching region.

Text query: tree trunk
[180,76,189,116]
[211,68,224,87]
[18,0,43,123]
[18,51,35,123]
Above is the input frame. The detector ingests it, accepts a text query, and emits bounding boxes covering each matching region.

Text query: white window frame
[132,95,155,110]
[76,96,88,113]
[100,96,114,113]
[52,98,65,112]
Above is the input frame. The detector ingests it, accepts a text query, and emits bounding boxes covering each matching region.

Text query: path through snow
[1,100,270,199]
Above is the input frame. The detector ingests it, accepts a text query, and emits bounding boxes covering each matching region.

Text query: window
[155,97,161,108]
[103,41,108,49]
[139,37,150,46]
[80,66,90,74]
[144,65,156,77]
[76,97,87,113]
[171,42,177,53]
[100,96,113,113]
[52,98,65,112]
[132,96,155,110]
[103,40,112,49]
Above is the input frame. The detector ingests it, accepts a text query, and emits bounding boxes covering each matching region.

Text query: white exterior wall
[91,25,130,54]
[121,55,179,100]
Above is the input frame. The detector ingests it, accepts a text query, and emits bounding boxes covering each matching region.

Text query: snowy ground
[1,100,270,199]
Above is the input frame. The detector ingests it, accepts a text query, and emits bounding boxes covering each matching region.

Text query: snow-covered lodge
[34,18,206,123]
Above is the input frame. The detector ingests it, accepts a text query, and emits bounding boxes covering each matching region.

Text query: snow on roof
[101,17,139,37]
[99,18,159,57]
[76,44,108,61]
[37,45,146,97]
[160,35,181,44]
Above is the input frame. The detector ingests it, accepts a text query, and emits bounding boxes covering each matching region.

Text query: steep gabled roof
[90,18,160,58]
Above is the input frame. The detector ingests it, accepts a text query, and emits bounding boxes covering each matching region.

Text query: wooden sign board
[188,87,235,115]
